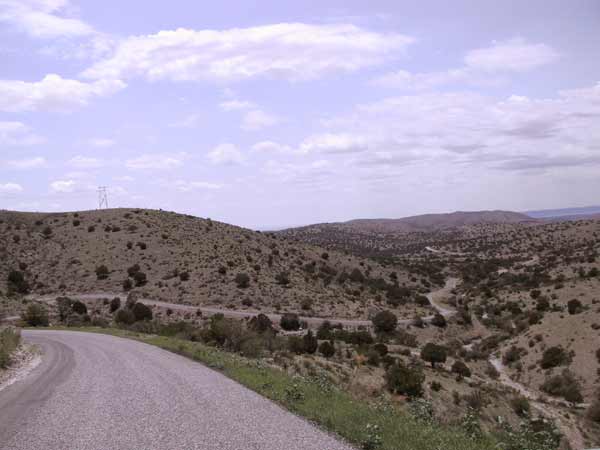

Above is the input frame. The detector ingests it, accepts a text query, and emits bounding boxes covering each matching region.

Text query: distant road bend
[0,330,353,450]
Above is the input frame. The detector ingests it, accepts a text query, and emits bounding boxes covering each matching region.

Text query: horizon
[1,0,600,229]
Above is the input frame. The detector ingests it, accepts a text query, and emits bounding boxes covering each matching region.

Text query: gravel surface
[0,330,354,450]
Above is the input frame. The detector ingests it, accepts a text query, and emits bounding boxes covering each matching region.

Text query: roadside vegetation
[0,327,21,369]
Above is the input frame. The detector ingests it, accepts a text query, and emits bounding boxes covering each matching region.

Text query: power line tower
[98,186,109,209]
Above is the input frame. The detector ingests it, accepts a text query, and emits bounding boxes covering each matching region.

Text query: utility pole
[98,186,109,209]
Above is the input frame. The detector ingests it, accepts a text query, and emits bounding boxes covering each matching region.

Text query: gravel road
[0,330,354,450]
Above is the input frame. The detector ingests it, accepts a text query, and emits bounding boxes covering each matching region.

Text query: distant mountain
[525,205,600,220]
[324,210,534,234]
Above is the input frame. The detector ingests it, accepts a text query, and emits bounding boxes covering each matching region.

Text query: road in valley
[0,330,354,450]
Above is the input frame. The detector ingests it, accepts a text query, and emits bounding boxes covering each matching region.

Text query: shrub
[95,265,109,280]
[371,343,388,356]
[421,343,448,368]
[7,270,29,294]
[56,296,73,321]
[109,297,121,313]
[540,346,569,369]
[132,271,147,287]
[385,362,424,397]
[22,303,49,327]
[115,309,135,325]
[567,298,583,315]
[42,226,52,238]
[318,341,335,358]
[132,302,153,321]
[349,268,365,283]
[452,360,472,377]
[235,273,250,289]
[287,336,306,354]
[179,271,190,281]
[371,310,397,333]
[588,398,600,423]
[127,264,141,277]
[540,370,583,403]
[275,271,290,286]
[280,313,300,331]
[0,327,21,368]
[430,313,447,328]
[510,396,531,417]
[302,330,318,354]
[123,279,133,291]
[71,300,87,315]
[248,314,273,334]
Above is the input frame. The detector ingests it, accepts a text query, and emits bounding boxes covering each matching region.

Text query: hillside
[0,208,428,320]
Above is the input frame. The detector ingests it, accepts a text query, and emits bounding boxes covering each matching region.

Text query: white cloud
[465,38,559,73]
[0,0,94,39]
[207,143,245,165]
[241,110,280,131]
[298,133,368,154]
[219,100,255,111]
[50,179,77,193]
[4,156,47,169]
[82,23,415,82]
[372,39,557,91]
[251,141,293,154]
[125,153,186,170]
[0,182,24,195]
[68,155,104,169]
[89,138,115,148]
[0,74,125,112]
[173,180,223,191]
[308,82,600,171]
[0,121,45,145]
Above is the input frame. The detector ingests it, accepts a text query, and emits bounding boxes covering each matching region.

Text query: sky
[0,0,599,229]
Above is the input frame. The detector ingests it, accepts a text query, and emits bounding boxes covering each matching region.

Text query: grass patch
[0,326,21,369]
[34,326,498,450]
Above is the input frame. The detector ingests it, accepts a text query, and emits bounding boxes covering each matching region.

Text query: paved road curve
[0,330,354,450]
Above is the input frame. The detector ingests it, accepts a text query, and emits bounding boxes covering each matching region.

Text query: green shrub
[318,340,335,358]
[372,310,397,333]
[540,346,569,369]
[235,273,250,288]
[95,265,109,280]
[22,303,49,326]
[280,313,300,331]
[109,297,121,313]
[567,298,583,315]
[0,327,21,368]
[540,370,583,403]
[7,270,30,295]
[510,396,531,417]
[430,313,447,328]
[132,302,153,321]
[588,398,600,423]
[132,271,147,287]
[421,343,448,368]
[72,300,87,315]
[385,362,424,397]
[248,314,273,334]
[302,330,318,354]
[451,360,472,377]
[115,309,136,325]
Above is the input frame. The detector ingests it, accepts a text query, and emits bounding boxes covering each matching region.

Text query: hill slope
[0,209,424,320]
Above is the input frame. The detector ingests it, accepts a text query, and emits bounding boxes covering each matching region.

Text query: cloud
[207,143,245,165]
[173,180,223,191]
[465,38,559,73]
[219,100,255,111]
[0,182,24,195]
[0,74,125,112]
[372,39,557,91]
[125,153,186,170]
[4,156,47,169]
[82,23,415,82]
[0,0,94,39]
[241,110,279,131]
[251,141,293,154]
[0,121,45,145]
[89,138,115,147]
[303,82,600,172]
[298,133,368,154]
[68,155,104,169]
[49,179,77,193]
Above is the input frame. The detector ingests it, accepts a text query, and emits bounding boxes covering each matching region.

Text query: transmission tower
[98,186,109,209]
